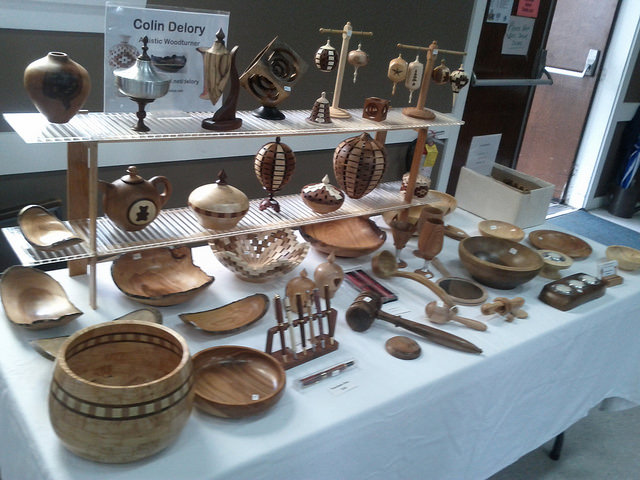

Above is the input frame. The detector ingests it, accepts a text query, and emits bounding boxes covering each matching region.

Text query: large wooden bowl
[606,245,640,271]
[0,265,82,330]
[49,320,193,463]
[192,345,286,418]
[210,228,308,282]
[111,246,214,306]
[528,230,592,259]
[299,216,386,257]
[459,236,544,289]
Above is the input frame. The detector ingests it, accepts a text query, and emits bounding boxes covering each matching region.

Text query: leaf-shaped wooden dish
[179,294,269,333]
[18,204,83,251]
[300,216,386,257]
[0,265,82,330]
[528,230,592,259]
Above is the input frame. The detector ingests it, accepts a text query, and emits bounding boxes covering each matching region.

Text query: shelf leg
[88,142,98,309]
[67,143,89,276]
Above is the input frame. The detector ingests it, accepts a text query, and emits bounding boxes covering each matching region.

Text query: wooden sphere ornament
[405,55,424,103]
[347,43,369,83]
[301,174,345,214]
[431,59,451,85]
[315,39,338,72]
[254,136,296,212]
[388,53,408,95]
[188,170,249,230]
[450,64,469,107]
[333,132,386,199]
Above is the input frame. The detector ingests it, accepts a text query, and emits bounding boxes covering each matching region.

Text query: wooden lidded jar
[333,132,386,199]
[188,170,249,230]
[301,174,345,214]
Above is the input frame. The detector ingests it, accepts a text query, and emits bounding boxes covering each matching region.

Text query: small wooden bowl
[111,246,214,306]
[528,230,592,259]
[459,236,544,289]
[192,345,286,418]
[606,245,640,271]
[478,220,525,242]
[0,265,82,330]
[18,205,83,251]
[300,216,386,257]
[179,294,269,333]
[210,228,308,282]
[49,321,193,463]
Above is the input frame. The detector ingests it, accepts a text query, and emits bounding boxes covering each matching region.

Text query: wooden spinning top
[405,55,424,103]
[347,43,369,83]
[333,132,386,199]
[301,174,345,214]
[388,53,408,95]
[254,137,296,212]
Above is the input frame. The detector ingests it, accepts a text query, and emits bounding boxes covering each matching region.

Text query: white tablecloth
[1,209,639,480]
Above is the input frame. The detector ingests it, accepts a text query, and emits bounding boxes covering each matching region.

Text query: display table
[1,208,639,480]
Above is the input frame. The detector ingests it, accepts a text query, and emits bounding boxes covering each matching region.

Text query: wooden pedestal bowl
[458,236,544,289]
[192,345,286,418]
[299,216,385,257]
[49,321,193,463]
[111,246,214,306]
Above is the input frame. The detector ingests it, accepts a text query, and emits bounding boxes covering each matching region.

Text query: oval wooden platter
[18,204,83,251]
[528,230,592,259]
[179,294,269,334]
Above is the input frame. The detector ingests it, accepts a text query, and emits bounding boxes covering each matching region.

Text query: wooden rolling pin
[425,301,487,331]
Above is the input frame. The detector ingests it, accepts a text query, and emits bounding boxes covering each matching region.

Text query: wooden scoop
[371,250,455,307]
[346,291,482,354]
[425,301,487,331]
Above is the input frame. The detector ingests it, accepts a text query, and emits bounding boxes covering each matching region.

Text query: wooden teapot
[99,166,171,231]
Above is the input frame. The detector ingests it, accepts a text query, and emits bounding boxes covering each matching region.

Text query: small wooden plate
[179,294,269,333]
[528,230,592,259]
[18,204,83,251]
[192,345,286,418]
[300,216,386,257]
[606,245,640,271]
[478,220,525,242]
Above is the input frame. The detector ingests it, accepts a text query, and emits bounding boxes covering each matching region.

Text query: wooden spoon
[371,250,455,307]
[425,301,487,331]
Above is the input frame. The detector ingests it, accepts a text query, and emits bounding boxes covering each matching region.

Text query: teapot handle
[149,176,172,207]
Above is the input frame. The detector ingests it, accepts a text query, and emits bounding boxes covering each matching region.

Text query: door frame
[565,0,640,209]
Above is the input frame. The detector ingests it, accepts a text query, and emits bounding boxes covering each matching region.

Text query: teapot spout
[98,179,112,194]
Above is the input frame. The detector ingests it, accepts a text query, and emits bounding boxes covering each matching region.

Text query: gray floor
[489,405,640,479]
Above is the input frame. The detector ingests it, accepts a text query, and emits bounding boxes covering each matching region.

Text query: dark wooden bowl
[458,236,544,289]
[192,346,286,418]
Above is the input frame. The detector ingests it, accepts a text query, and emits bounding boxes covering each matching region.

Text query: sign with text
[501,15,535,55]
[104,4,229,112]
[517,0,540,18]
[466,134,502,176]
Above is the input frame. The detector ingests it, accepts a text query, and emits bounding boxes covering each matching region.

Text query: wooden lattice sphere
[254,136,296,211]
[333,132,386,199]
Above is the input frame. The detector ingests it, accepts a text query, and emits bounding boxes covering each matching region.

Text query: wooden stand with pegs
[318,22,373,119]
[266,286,339,370]
[396,41,466,120]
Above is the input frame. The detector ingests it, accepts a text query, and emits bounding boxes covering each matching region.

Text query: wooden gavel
[425,301,487,331]
[481,297,528,322]
[345,291,482,354]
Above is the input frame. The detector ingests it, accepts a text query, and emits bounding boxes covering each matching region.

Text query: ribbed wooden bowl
[209,228,308,282]
[192,345,286,418]
[49,321,194,463]
[459,236,544,289]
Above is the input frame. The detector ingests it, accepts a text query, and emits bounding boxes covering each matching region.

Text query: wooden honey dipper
[425,301,487,331]
[481,297,528,322]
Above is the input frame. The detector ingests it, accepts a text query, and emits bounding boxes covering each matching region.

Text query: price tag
[598,259,618,278]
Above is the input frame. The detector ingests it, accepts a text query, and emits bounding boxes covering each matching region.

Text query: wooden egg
[333,132,386,199]
[301,174,345,214]
[285,269,316,314]
[314,252,344,299]
[388,54,408,95]
[254,136,296,212]
[188,169,249,230]
[314,39,338,72]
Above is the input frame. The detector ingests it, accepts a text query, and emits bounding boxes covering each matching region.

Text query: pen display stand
[265,287,338,370]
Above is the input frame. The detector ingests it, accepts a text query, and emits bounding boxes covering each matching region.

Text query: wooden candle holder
[266,287,339,370]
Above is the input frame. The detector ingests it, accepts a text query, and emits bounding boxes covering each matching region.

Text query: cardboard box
[455,164,555,228]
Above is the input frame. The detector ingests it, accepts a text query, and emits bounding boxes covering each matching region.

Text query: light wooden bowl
[0,265,82,330]
[111,246,214,306]
[478,220,525,242]
[179,293,269,333]
[381,190,457,228]
[49,320,193,463]
[528,230,592,259]
[18,205,83,251]
[459,236,544,289]
[299,216,386,257]
[192,345,286,418]
[210,228,308,282]
[606,245,640,271]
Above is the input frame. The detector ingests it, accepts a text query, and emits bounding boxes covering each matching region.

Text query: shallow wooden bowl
[192,345,286,418]
[210,228,308,282]
[459,236,544,289]
[111,246,214,306]
[606,245,640,271]
[18,204,83,251]
[0,265,82,330]
[300,216,386,257]
[179,294,269,333]
[478,220,525,242]
[49,320,193,463]
[528,230,592,259]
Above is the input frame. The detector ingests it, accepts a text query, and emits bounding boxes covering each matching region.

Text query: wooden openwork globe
[254,136,296,212]
[333,132,386,199]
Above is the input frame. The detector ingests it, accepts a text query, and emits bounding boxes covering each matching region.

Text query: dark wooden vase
[23,52,91,123]
[333,132,386,199]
